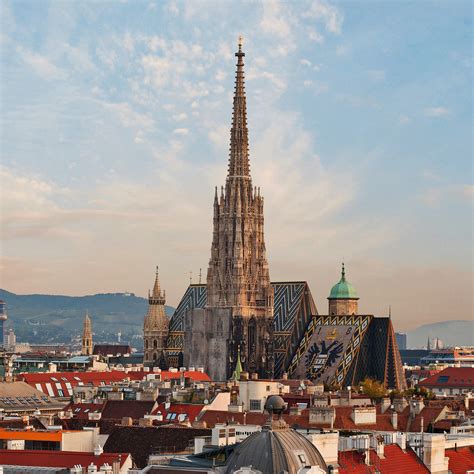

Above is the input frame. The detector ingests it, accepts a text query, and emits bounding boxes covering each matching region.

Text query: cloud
[173,128,189,135]
[420,183,472,206]
[424,107,451,117]
[260,0,292,39]
[303,0,344,34]
[102,102,154,130]
[16,46,65,80]
[215,69,226,81]
[308,28,324,43]
[173,112,188,121]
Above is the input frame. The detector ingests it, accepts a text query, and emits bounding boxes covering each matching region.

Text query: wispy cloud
[303,0,344,34]
[424,106,451,117]
[16,46,65,80]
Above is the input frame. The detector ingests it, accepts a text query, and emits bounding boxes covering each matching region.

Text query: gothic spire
[149,266,165,304]
[152,266,161,297]
[228,36,250,180]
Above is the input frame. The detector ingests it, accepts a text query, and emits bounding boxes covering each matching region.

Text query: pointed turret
[144,266,169,368]
[149,266,165,304]
[82,311,93,356]
[232,347,243,381]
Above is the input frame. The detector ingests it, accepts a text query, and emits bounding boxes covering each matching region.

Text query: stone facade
[81,312,92,356]
[143,267,169,367]
[328,298,358,316]
[184,39,274,380]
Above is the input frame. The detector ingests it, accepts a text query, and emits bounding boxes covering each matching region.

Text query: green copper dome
[328,263,359,300]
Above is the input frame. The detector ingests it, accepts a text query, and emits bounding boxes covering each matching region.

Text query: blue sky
[0,0,472,331]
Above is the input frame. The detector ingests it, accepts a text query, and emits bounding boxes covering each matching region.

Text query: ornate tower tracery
[143,266,169,367]
[205,37,274,378]
[82,312,93,356]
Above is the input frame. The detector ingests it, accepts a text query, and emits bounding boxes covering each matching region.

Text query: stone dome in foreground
[224,418,328,474]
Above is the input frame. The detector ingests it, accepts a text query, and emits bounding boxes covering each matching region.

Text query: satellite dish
[204,399,209,405]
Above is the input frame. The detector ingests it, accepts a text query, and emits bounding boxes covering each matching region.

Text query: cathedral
[144,39,406,390]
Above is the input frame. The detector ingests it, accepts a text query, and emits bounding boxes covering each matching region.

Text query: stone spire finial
[227,35,250,179]
[152,265,161,298]
[341,262,346,281]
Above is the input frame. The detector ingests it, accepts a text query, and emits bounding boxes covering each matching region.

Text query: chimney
[410,398,425,417]
[282,372,288,380]
[251,373,258,381]
[121,417,133,426]
[391,411,398,429]
[94,443,103,456]
[393,397,408,413]
[380,397,391,414]
[139,417,153,427]
[241,371,249,381]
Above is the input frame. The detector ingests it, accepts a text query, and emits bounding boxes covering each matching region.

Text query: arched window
[145,340,148,350]
[153,339,158,349]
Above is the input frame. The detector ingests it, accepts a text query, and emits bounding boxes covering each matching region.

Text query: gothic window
[248,318,256,351]
[154,339,158,349]
[145,340,148,350]
[153,352,157,361]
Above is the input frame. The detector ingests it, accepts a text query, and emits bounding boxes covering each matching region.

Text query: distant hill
[406,320,474,348]
[0,289,174,345]
[2,288,471,349]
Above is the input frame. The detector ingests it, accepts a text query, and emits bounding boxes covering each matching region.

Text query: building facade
[183,39,274,380]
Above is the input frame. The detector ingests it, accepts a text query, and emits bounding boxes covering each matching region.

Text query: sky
[0,0,472,332]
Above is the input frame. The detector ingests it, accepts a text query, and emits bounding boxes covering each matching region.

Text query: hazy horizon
[1,1,472,333]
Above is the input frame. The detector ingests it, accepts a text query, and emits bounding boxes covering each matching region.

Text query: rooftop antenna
[198,268,202,284]
[189,271,193,285]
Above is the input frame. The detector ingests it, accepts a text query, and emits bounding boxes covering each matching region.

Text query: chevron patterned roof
[165,281,317,375]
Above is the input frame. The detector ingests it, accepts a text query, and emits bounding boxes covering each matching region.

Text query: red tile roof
[63,402,105,419]
[18,371,144,397]
[19,370,210,397]
[418,367,474,388]
[0,449,130,468]
[145,370,211,382]
[338,445,429,473]
[445,446,474,474]
[104,425,211,468]
[152,403,204,423]
[93,344,131,356]
[101,400,157,420]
